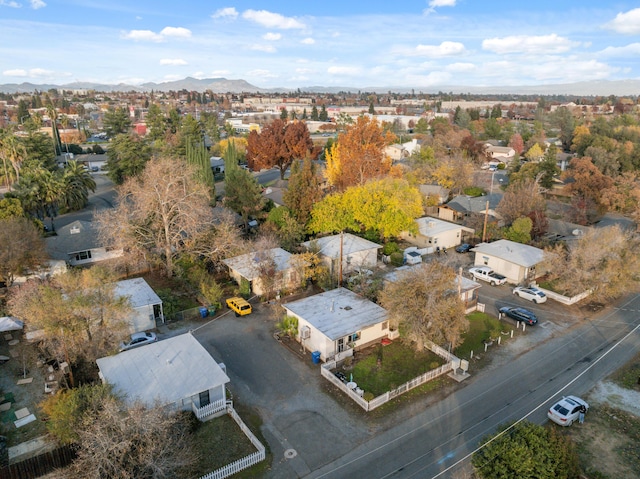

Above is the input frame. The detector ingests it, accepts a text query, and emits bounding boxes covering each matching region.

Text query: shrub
[382,241,400,256]
[463,186,484,197]
[390,252,404,267]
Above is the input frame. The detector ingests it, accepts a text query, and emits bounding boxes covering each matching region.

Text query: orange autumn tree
[246,119,313,180]
[325,116,397,191]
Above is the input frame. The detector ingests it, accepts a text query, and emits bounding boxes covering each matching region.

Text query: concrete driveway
[192,302,372,478]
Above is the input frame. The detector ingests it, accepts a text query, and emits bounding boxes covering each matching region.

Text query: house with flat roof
[282,288,389,362]
[97,333,229,421]
[471,239,545,284]
[223,247,300,296]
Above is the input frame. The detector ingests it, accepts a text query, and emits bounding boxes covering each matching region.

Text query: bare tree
[96,157,213,277]
[65,399,199,479]
[379,262,468,351]
[540,225,640,303]
[0,217,47,286]
[496,177,546,226]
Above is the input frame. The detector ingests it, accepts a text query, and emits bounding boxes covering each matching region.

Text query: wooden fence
[0,444,77,479]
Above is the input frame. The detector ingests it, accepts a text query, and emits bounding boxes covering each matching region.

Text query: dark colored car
[455,243,472,253]
[499,306,538,325]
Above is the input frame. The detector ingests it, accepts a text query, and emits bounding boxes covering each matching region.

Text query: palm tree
[0,130,27,189]
[61,160,96,211]
[14,167,64,230]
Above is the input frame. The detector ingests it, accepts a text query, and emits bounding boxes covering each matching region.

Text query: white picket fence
[193,398,226,421]
[199,404,266,479]
[321,340,460,411]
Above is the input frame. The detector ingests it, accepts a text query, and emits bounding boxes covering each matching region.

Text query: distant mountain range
[1,76,639,96]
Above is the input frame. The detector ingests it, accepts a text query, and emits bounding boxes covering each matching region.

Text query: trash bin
[199,307,209,318]
[208,307,216,316]
[311,351,321,364]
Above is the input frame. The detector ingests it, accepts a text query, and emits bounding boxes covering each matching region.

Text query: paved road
[307,293,640,479]
[191,291,640,479]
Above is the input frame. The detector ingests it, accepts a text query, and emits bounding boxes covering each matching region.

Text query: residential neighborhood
[0,81,639,479]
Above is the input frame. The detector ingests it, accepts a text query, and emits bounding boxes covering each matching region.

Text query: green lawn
[455,311,513,358]
[351,342,445,397]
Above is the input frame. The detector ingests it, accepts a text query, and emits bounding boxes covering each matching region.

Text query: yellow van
[226,297,252,316]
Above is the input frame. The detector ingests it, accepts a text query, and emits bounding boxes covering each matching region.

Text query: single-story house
[114,278,164,333]
[384,265,481,313]
[210,156,225,174]
[471,239,545,284]
[97,333,229,420]
[485,144,516,162]
[282,287,389,362]
[439,193,503,223]
[45,220,123,267]
[223,247,300,296]
[401,217,474,250]
[419,184,450,205]
[384,139,422,161]
[302,233,381,278]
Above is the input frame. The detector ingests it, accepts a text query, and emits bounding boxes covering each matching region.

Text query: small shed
[222,248,300,296]
[97,333,229,420]
[471,239,545,284]
[114,278,163,333]
[282,288,389,362]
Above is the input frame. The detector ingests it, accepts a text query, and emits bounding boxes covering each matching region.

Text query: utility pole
[338,231,343,287]
[482,200,489,242]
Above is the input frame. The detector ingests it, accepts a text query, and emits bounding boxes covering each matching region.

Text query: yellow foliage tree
[325,116,396,191]
[525,143,544,162]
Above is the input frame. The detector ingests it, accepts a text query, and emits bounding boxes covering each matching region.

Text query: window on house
[75,250,92,261]
[350,332,360,342]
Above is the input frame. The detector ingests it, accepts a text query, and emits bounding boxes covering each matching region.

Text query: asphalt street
[307,293,640,479]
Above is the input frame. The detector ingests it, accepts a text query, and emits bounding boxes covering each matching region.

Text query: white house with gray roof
[282,287,389,362]
[471,239,545,284]
[401,217,474,251]
[114,277,163,333]
[97,333,229,420]
[45,220,123,266]
[302,233,381,279]
[223,247,300,296]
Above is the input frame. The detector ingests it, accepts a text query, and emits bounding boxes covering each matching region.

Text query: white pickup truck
[469,266,507,286]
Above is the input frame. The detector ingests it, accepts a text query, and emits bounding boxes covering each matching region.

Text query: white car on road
[513,286,547,304]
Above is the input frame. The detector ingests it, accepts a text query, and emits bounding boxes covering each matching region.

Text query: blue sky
[1,0,640,89]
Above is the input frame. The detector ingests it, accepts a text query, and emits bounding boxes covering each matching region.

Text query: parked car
[226,297,252,316]
[548,396,589,426]
[455,243,472,253]
[119,331,157,351]
[498,306,538,325]
[513,286,547,304]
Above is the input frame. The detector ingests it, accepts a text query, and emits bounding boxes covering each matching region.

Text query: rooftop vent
[70,226,80,235]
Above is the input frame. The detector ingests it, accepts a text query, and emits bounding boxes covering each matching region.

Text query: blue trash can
[199,307,209,318]
[311,351,321,364]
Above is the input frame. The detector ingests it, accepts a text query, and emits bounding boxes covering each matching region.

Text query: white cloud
[29,68,54,77]
[483,34,580,54]
[414,41,466,57]
[327,65,360,76]
[242,9,305,29]
[604,8,640,35]
[30,0,45,9]
[246,69,279,78]
[3,68,26,76]
[598,43,640,57]
[160,58,188,66]
[445,62,476,72]
[0,0,20,7]
[263,32,281,41]
[211,7,238,19]
[424,0,456,15]
[122,26,191,42]
[122,29,164,42]
[211,70,231,76]
[300,37,315,45]
[160,26,191,39]
[250,43,276,53]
